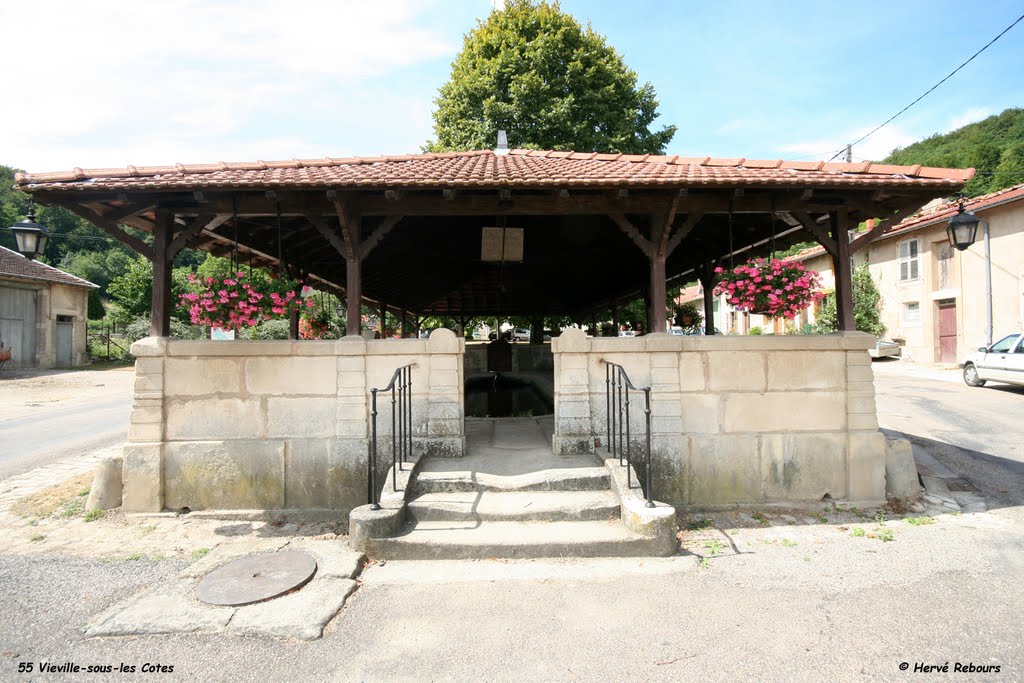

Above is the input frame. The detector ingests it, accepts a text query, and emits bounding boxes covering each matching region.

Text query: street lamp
[945,197,992,346]
[945,199,980,251]
[9,205,49,260]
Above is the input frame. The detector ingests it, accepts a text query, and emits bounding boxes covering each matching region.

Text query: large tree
[427,0,675,154]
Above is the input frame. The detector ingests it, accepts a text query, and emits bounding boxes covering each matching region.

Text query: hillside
[882,108,1024,196]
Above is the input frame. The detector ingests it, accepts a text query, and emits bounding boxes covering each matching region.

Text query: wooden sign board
[481,227,524,262]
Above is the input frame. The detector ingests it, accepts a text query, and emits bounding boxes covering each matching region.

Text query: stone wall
[551,329,886,506]
[123,329,465,518]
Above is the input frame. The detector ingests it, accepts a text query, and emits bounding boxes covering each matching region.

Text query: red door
[938,301,957,363]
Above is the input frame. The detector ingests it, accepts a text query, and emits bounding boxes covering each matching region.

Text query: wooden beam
[333,196,363,336]
[168,214,229,259]
[793,211,837,257]
[608,213,654,258]
[655,194,681,257]
[360,216,403,259]
[151,210,173,337]
[831,211,856,331]
[848,204,920,254]
[102,202,157,223]
[64,204,154,260]
[307,215,350,259]
[665,212,705,257]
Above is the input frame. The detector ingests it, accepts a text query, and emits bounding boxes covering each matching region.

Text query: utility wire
[846,10,1024,153]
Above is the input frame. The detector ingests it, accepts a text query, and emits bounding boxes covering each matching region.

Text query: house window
[899,239,920,282]
[903,301,921,325]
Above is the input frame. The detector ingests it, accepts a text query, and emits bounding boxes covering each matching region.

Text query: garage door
[0,286,38,367]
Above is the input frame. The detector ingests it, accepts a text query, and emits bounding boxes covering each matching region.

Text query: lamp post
[945,199,991,346]
[8,205,49,260]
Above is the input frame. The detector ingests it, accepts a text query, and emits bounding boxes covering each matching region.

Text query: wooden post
[150,210,173,337]
[379,302,388,338]
[831,211,856,331]
[346,258,361,336]
[530,316,544,344]
[400,308,408,338]
[649,254,667,333]
[288,309,300,340]
[612,303,620,336]
[698,262,716,335]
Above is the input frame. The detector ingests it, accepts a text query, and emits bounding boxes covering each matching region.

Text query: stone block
[848,431,886,501]
[134,372,164,394]
[650,438,690,506]
[165,398,263,440]
[555,416,592,437]
[86,455,124,511]
[644,333,686,352]
[650,352,678,368]
[427,401,462,421]
[847,396,877,415]
[164,358,241,396]
[761,433,847,501]
[130,406,163,425]
[122,443,163,512]
[267,397,336,438]
[651,415,683,434]
[167,339,290,356]
[430,354,458,370]
[560,354,587,370]
[428,370,459,388]
[336,355,366,372]
[766,351,845,390]
[848,414,879,431]
[560,368,590,388]
[553,327,589,353]
[285,439,333,508]
[847,381,876,398]
[134,358,164,376]
[690,435,761,504]
[291,340,337,356]
[679,394,720,434]
[708,351,766,392]
[557,399,591,419]
[164,440,285,510]
[128,424,162,442]
[335,335,367,355]
[330,440,369,511]
[129,337,168,357]
[246,356,336,395]
[723,392,846,432]
[427,418,462,437]
[679,352,706,391]
[336,419,368,438]
[846,350,872,366]
[650,367,681,391]
[227,577,357,641]
[426,327,459,353]
[885,438,920,500]
[847,364,874,383]
[338,371,367,389]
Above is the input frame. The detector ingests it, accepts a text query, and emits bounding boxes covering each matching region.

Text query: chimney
[495,130,509,156]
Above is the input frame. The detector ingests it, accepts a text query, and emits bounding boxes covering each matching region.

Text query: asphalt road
[873,360,1024,509]
[0,397,131,481]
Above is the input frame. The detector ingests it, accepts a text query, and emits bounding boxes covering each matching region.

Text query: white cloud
[948,107,990,132]
[0,0,460,172]
[777,124,918,162]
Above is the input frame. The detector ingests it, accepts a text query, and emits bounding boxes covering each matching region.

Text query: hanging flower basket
[713,258,824,320]
[178,271,313,331]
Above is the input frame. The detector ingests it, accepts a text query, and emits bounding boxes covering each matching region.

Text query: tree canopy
[427,0,675,154]
[882,108,1024,196]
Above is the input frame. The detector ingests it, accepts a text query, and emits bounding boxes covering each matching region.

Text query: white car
[511,328,530,342]
[961,332,1024,388]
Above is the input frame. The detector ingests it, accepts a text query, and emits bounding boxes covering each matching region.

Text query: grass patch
[873,528,895,542]
[685,518,714,531]
[849,507,870,519]
[140,524,158,535]
[124,553,145,561]
[83,509,105,522]
[10,472,94,518]
[906,516,935,526]
[703,539,725,556]
[781,538,798,547]
[851,527,866,538]
[77,488,90,497]
[30,534,44,542]
[697,557,711,569]
[751,512,769,526]
[57,498,86,518]
[191,548,210,559]
[812,512,829,524]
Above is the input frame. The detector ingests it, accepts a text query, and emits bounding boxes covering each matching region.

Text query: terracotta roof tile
[14,148,975,193]
[0,246,98,288]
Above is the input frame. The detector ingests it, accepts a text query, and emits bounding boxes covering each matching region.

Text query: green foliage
[238,319,291,340]
[123,316,201,344]
[883,108,1024,196]
[86,289,106,320]
[815,266,885,337]
[747,326,764,336]
[672,301,703,333]
[427,0,675,154]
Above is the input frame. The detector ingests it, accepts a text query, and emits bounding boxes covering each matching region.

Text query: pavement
[1,363,1023,680]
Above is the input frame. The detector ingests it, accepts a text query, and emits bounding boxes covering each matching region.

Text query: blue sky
[3,0,1022,172]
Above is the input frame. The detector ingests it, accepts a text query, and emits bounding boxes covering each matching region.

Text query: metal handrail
[602,360,654,508]
[369,363,416,510]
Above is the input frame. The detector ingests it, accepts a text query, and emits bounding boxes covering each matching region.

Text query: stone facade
[123,329,465,519]
[551,329,886,506]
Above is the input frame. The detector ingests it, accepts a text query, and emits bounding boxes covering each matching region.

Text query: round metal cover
[196,551,317,606]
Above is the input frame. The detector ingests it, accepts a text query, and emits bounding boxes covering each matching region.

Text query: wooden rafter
[608,214,654,258]
[65,204,154,260]
[101,202,157,223]
[169,214,229,258]
[848,204,922,254]
[792,211,837,257]
[360,216,404,259]
[665,212,705,256]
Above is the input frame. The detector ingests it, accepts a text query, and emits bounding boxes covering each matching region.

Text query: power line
[846,10,1024,152]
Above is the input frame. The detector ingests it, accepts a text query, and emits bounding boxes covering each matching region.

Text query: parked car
[868,339,901,359]
[618,329,636,338]
[961,332,1024,388]
[511,328,530,342]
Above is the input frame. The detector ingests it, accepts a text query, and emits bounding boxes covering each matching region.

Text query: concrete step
[413,466,610,494]
[407,491,619,523]
[369,520,672,560]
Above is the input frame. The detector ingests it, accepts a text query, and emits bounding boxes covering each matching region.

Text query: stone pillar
[123,337,167,511]
[551,329,594,455]
[423,328,466,457]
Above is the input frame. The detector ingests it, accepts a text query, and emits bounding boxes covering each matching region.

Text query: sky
[2,0,1023,173]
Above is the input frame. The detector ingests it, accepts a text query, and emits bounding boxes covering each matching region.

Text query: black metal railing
[603,361,655,508]
[368,363,416,510]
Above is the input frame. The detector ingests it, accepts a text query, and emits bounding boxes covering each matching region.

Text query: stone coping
[552,329,876,353]
[132,330,465,357]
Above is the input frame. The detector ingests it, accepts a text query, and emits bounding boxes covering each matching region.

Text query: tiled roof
[881,182,1024,238]
[0,246,98,289]
[14,149,974,192]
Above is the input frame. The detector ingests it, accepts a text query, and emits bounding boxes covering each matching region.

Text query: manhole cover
[196,551,317,606]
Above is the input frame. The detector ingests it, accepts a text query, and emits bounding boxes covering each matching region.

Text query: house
[0,246,97,368]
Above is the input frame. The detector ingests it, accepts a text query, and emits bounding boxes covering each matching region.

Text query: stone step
[413,466,610,494]
[407,491,619,523]
[368,520,672,560]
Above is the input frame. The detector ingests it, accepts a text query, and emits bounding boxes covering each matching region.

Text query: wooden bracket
[65,204,154,260]
[793,211,837,257]
[848,204,920,254]
[609,213,654,258]
[665,212,704,257]
[360,216,403,260]
[168,214,229,258]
